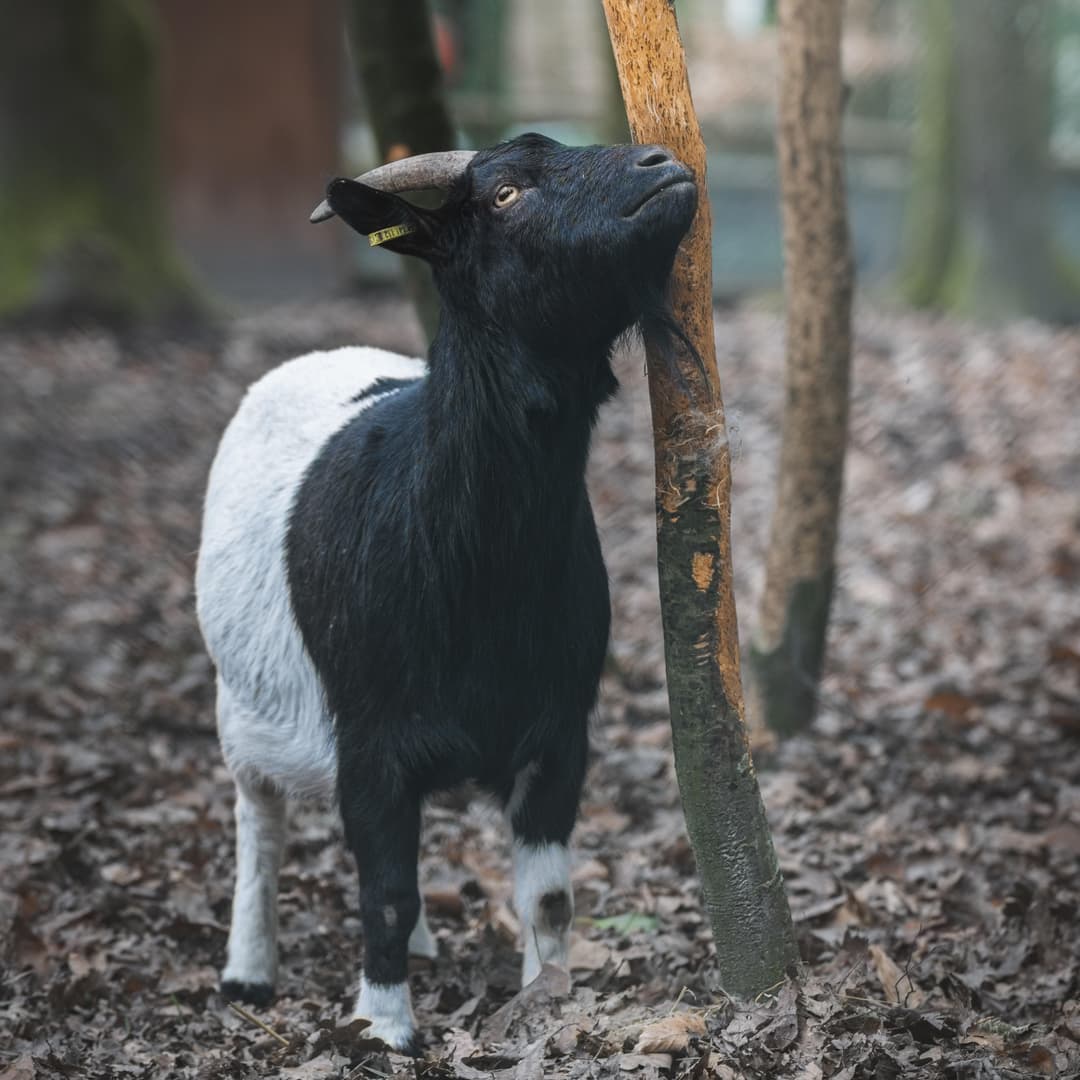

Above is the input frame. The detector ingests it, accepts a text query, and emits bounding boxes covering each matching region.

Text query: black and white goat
[196,133,696,1052]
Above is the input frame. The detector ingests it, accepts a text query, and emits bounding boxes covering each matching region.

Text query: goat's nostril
[637,150,670,168]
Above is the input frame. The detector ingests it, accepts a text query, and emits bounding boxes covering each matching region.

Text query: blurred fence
[151,0,1080,303]
[343,0,1080,298]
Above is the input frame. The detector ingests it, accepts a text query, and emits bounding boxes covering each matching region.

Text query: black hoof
[221,979,275,1008]
[397,1034,423,1059]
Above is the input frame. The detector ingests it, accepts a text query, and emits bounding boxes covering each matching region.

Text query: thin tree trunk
[748,0,854,740]
[0,0,197,324]
[902,0,1078,320]
[346,0,456,341]
[602,0,799,999]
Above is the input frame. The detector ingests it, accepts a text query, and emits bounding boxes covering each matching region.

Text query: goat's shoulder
[230,346,426,442]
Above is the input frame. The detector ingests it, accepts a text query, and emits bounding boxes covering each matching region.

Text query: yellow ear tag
[369,224,416,247]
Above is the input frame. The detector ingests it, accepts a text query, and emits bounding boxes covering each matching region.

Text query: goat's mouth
[621,174,696,218]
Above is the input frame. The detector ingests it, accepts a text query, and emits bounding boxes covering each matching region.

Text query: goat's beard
[621,283,710,409]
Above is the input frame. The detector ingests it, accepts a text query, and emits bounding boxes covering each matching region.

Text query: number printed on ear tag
[369,224,417,247]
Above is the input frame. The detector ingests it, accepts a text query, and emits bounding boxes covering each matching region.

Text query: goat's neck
[417,319,615,537]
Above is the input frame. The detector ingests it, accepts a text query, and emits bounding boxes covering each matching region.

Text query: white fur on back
[196,346,426,799]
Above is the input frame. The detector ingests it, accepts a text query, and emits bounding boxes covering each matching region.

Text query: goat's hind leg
[221,774,287,1006]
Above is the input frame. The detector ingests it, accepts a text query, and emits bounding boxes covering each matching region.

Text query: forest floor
[2,296,1079,1080]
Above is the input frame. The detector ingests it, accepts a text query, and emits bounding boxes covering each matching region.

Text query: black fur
[286,134,697,995]
[221,979,275,1009]
[349,376,420,404]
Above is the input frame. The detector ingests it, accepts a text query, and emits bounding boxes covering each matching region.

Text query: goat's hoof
[221,979,275,1008]
[359,1017,419,1056]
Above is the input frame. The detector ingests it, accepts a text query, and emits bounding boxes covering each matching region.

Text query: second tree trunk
[749,0,854,739]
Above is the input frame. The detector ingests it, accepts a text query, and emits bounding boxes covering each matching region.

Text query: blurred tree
[749,0,853,739]
[347,0,456,341]
[0,0,197,324]
[903,0,1080,320]
[449,0,509,146]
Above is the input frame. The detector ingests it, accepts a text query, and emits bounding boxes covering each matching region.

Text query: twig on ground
[226,1000,290,1047]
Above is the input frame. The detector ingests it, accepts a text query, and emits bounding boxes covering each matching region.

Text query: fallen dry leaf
[619,1052,674,1072]
[869,944,925,1007]
[0,1056,36,1080]
[569,934,612,971]
[633,1011,707,1054]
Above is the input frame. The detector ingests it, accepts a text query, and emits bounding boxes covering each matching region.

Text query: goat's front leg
[341,783,422,1054]
[506,738,586,986]
[221,776,286,1004]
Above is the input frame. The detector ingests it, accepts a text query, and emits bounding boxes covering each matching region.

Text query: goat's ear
[325,179,441,260]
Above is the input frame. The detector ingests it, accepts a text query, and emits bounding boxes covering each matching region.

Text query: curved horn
[310,150,477,223]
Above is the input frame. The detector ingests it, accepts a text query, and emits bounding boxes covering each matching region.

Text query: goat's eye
[494,184,520,209]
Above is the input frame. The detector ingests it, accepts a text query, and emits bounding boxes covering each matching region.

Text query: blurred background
[4,6,1080,1076]
[5,0,1080,320]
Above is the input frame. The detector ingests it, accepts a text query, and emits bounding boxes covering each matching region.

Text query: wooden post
[601,0,799,997]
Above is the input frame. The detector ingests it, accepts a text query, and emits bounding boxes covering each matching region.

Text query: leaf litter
[1,298,1079,1077]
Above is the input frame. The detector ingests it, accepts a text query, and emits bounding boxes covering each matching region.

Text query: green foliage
[589,912,660,934]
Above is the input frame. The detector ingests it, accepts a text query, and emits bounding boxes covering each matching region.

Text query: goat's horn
[310,150,477,224]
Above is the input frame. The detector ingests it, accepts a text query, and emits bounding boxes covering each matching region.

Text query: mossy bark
[750,0,853,743]
[902,0,1080,321]
[749,572,834,739]
[602,0,799,999]
[347,0,457,342]
[0,0,198,325]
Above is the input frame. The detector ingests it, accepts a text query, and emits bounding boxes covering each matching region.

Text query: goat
[195,133,697,1052]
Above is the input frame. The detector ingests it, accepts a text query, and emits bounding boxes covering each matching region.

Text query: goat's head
[315,134,697,350]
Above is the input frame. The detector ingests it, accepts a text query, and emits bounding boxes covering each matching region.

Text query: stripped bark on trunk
[749,0,854,740]
[601,0,799,999]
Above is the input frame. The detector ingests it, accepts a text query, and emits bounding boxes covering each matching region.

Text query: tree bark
[749,0,854,740]
[601,0,799,999]
[346,0,457,341]
[902,0,1079,320]
[0,0,197,324]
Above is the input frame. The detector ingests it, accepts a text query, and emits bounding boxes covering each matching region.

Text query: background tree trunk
[347,0,457,341]
[0,0,196,324]
[902,0,1079,320]
[748,0,854,741]
[602,0,799,999]
[452,0,509,147]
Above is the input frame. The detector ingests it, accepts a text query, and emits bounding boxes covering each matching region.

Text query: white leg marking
[513,842,572,987]
[355,976,416,1051]
[505,762,538,823]
[222,780,286,989]
[407,904,438,960]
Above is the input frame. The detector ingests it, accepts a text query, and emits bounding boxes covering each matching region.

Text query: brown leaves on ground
[2,301,1080,1077]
